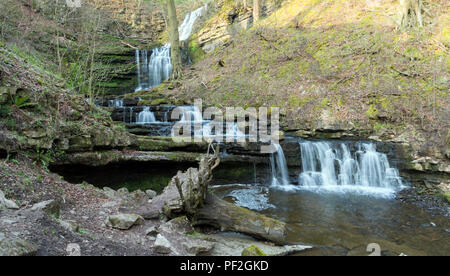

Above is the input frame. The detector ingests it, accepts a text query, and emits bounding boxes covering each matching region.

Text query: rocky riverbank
[0,157,314,256]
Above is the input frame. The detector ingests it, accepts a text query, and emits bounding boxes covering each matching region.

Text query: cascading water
[179,5,208,41]
[135,46,172,91]
[297,140,404,197]
[270,143,290,187]
[108,99,124,108]
[171,106,247,140]
[179,106,203,123]
[135,5,208,91]
[136,107,157,124]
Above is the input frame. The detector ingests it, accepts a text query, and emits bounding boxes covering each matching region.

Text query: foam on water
[270,140,406,198]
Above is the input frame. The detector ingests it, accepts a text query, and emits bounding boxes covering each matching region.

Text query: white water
[179,106,203,123]
[179,5,208,41]
[135,5,207,91]
[135,46,172,91]
[136,107,157,124]
[296,141,404,197]
[108,99,123,108]
[268,140,405,197]
[270,143,290,187]
[171,106,246,141]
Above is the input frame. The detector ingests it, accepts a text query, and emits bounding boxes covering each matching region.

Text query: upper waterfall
[135,4,208,91]
[179,5,208,42]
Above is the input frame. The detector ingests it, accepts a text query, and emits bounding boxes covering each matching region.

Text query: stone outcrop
[103,187,154,208]
[197,1,253,53]
[196,0,282,53]
[105,213,145,230]
[154,216,215,256]
[0,190,19,211]
[0,232,38,256]
[153,234,174,254]
[30,200,60,218]
[207,233,312,256]
[242,244,268,256]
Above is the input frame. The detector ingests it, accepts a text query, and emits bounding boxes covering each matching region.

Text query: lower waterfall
[270,140,405,197]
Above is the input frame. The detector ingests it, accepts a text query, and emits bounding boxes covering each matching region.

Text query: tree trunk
[132,151,288,245]
[193,194,287,245]
[399,0,423,28]
[253,0,260,22]
[167,0,182,80]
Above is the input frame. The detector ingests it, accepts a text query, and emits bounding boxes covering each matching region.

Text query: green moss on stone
[242,245,268,256]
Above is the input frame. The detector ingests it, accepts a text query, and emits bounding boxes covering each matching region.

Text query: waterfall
[172,106,249,140]
[179,5,208,41]
[297,141,404,196]
[136,107,157,124]
[270,143,290,187]
[179,106,203,123]
[135,46,172,91]
[129,107,134,123]
[136,50,141,90]
[135,5,208,91]
[108,99,123,108]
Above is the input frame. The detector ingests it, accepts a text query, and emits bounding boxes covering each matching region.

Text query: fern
[12,95,36,109]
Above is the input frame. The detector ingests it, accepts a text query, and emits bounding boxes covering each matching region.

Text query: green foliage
[32,145,53,171]
[12,95,36,109]
[287,95,313,108]
[241,245,268,256]
[366,105,378,119]
[0,104,10,117]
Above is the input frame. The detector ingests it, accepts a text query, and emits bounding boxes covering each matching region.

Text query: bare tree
[398,0,424,28]
[167,0,182,80]
[253,0,261,22]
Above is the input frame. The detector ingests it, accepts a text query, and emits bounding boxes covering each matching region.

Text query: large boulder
[103,187,151,208]
[156,217,215,256]
[0,232,38,256]
[182,238,215,256]
[0,190,19,210]
[153,234,174,254]
[105,214,144,230]
[145,189,157,199]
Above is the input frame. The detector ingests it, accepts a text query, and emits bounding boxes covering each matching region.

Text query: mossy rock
[241,245,268,256]
[443,193,450,203]
[150,98,170,105]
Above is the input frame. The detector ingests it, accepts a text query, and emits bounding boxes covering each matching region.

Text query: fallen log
[193,193,287,245]
[132,145,288,244]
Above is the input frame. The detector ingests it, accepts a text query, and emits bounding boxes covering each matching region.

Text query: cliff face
[196,0,283,53]
[87,0,167,42]
[0,44,132,158]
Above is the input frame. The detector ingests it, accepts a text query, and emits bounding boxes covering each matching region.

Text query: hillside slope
[159,0,449,159]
